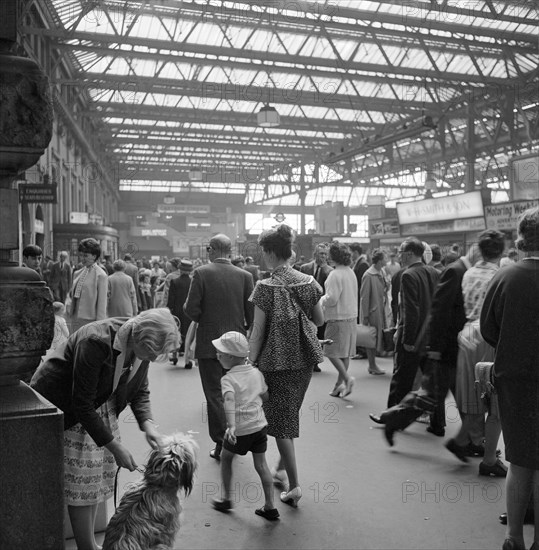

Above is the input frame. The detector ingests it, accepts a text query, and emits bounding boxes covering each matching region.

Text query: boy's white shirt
[221,362,268,436]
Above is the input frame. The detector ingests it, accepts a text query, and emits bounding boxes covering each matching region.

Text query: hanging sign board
[70,212,89,224]
[396,191,484,225]
[19,183,57,203]
[484,199,539,231]
[510,154,539,201]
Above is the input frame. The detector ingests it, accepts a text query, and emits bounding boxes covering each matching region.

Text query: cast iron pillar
[0,1,64,549]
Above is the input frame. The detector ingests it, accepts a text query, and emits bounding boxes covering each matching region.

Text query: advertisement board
[396,191,484,225]
[510,154,539,201]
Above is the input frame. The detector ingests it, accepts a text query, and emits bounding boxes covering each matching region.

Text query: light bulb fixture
[257,104,280,128]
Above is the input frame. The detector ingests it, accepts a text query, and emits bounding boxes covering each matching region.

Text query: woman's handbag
[356,324,377,349]
[382,327,397,352]
[475,361,496,409]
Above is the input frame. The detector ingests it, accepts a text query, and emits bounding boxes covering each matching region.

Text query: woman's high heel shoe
[280,486,302,507]
[329,384,345,397]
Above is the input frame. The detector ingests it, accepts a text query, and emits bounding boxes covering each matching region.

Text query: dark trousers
[198,358,226,448]
[387,339,423,408]
[430,347,458,431]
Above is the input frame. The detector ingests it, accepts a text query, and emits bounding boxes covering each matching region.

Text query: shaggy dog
[103,433,198,550]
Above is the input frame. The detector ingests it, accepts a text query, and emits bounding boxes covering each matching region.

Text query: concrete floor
[66,355,533,550]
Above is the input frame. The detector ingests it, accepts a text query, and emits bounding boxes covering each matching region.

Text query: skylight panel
[158,63,185,80]
[127,14,165,40]
[78,10,116,34]
[299,36,337,59]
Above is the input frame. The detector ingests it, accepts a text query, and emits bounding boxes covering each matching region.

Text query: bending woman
[31,308,180,550]
[248,224,324,507]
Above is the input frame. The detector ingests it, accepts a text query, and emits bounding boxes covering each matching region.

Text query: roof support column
[299,165,307,235]
[465,96,476,192]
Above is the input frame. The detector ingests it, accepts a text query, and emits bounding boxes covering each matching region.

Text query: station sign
[157,204,210,214]
[396,191,484,225]
[19,183,57,203]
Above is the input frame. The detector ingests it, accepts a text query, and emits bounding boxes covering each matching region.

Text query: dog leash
[113,466,144,510]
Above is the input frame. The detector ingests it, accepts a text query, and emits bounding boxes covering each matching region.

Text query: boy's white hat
[212,331,249,357]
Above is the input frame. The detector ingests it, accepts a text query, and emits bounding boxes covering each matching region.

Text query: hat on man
[179,259,193,272]
[212,331,249,357]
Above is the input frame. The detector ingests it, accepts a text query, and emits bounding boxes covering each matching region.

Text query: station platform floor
[66,354,530,550]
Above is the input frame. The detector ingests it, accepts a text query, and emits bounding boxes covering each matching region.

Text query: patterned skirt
[64,398,120,506]
[262,367,313,439]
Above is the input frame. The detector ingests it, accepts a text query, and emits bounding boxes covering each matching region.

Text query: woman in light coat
[320,242,358,397]
[67,238,108,333]
[359,249,388,375]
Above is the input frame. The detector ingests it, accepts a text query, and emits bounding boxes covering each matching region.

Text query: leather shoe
[209,447,221,461]
[499,507,535,525]
[479,458,507,477]
[369,413,385,425]
[502,539,526,550]
[426,426,445,437]
[384,425,396,446]
[466,442,502,457]
[212,498,232,512]
[368,368,386,375]
[445,438,469,463]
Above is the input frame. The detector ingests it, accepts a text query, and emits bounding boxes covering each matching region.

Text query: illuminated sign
[157,204,210,214]
[141,229,168,237]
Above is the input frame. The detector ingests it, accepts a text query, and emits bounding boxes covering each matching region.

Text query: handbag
[271,274,324,366]
[356,324,377,349]
[475,361,495,408]
[382,327,396,352]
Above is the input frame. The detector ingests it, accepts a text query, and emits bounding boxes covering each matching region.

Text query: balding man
[184,234,255,459]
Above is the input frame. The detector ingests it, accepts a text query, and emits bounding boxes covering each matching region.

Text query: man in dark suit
[300,243,333,289]
[167,259,193,363]
[350,243,370,358]
[386,237,439,408]
[301,243,333,369]
[184,234,254,459]
[426,241,482,439]
[49,250,72,303]
[243,256,260,283]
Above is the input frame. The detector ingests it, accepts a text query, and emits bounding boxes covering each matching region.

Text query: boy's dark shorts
[223,426,268,456]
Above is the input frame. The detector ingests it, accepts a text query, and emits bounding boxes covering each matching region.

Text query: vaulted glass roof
[27,0,539,206]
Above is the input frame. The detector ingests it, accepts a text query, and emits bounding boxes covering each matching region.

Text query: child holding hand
[211,331,279,521]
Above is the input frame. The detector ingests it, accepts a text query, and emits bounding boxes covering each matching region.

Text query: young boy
[211,331,279,521]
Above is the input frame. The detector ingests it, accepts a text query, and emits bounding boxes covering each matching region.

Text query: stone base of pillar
[0,382,64,550]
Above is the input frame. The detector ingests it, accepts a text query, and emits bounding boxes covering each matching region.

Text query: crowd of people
[20,205,539,550]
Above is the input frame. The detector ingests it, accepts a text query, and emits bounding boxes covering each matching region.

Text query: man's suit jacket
[30,317,152,447]
[244,264,260,283]
[427,258,468,360]
[184,260,254,359]
[397,262,439,350]
[124,261,140,306]
[300,261,332,290]
[167,273,192,336]
[49,261,72,302]
[107,271,137,317]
